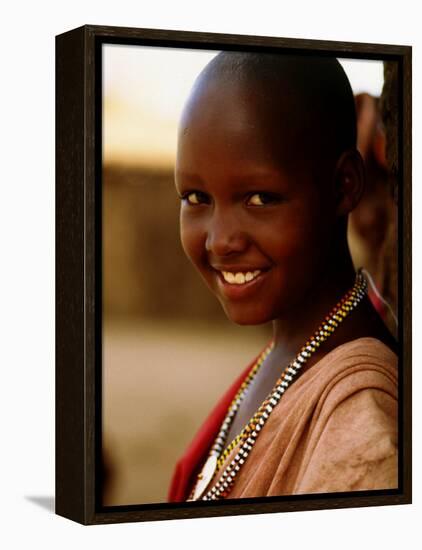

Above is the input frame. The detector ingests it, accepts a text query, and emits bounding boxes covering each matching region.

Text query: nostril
[205,232,249,256]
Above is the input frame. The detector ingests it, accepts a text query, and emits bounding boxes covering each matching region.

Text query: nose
[205,208,249,257]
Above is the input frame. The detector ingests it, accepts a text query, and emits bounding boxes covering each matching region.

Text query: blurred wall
[103,165,228,321]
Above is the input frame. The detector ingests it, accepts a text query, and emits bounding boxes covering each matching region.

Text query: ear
[333,149,365,217]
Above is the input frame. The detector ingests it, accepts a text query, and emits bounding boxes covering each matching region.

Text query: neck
[272,246,357,357]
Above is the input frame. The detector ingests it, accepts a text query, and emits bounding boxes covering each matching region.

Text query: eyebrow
[175,168,289,187]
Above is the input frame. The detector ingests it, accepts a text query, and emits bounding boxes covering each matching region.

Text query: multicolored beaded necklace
[189,269,368,501]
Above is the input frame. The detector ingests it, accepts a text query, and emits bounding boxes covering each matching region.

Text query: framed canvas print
[55,24,412,525]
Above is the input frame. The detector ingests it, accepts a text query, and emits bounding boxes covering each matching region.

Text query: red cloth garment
[368,285,388,321]
[167,351,263,502]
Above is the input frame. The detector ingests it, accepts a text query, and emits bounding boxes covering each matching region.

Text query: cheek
[179,214,206,268]
[263,205,333,265]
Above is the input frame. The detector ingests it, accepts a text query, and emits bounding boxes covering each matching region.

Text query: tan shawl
[211,337,398,497]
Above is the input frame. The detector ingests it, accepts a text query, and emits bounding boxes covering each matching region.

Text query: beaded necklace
[189,269,368,501]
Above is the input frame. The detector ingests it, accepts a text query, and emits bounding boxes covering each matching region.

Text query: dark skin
[175,71,398,443]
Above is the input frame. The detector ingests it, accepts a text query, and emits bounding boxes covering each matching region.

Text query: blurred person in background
[349,91,398,337]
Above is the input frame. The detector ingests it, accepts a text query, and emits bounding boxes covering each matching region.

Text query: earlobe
[333,149,366,217]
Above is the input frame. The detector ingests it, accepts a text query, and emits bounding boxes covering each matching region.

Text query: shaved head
[180,51,357,183]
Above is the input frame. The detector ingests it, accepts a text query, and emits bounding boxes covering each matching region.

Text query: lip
[211,264,270,273]
[213,267,269,300]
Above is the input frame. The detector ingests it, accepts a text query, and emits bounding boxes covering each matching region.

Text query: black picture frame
[55,24,412,525]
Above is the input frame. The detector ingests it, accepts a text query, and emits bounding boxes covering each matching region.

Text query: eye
[246,192,280,206]
[181,191,210,206]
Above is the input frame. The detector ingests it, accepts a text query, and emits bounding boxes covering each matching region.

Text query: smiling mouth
[220,270,261,285]
[213,267,268,300]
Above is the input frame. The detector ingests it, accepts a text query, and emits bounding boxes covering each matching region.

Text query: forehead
[177,73,313,176]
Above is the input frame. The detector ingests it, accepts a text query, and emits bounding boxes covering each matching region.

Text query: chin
[221,303,273,326]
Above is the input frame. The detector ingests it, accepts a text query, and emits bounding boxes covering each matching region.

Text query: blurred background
[102,45,398,505]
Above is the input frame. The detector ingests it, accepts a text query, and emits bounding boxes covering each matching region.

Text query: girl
[169,52,398,501]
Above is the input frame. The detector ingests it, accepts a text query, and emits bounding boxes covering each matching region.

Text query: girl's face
[175,79,338,325]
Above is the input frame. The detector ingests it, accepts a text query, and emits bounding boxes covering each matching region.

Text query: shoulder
[294,338,398,493]
[295,385,398,493]
[309,337,398,448]
[322,336,398,372]
[310,337,398,412]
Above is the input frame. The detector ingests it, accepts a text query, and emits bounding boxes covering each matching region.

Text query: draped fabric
[168,337,398,501]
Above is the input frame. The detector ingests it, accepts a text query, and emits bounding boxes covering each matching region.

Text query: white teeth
[235,273,245,284]
[221,270,261,285]
[226,272,235,283]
